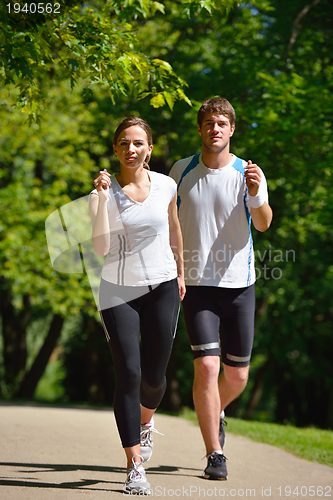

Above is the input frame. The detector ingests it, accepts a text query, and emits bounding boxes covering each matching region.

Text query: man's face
[197,113,235,153]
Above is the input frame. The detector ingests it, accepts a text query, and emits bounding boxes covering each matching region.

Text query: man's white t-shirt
[91,170,177,286]
[169,154,269,288]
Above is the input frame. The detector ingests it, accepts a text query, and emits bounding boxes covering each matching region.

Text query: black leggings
[99,278,180,448]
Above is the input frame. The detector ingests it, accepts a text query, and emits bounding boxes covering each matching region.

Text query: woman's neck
[116,166,151,203]
[116,165,149,187]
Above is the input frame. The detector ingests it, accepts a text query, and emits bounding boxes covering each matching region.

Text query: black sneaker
[204,451,228,480]
[219,414,227,449]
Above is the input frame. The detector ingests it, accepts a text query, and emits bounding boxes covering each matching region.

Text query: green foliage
[0,0,236,121]
[34,358,66,401]
[0,82,103,317]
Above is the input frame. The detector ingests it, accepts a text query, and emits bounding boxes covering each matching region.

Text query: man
[169,97,272,480]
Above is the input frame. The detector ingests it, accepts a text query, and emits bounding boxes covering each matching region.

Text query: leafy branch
[0,0,235,121]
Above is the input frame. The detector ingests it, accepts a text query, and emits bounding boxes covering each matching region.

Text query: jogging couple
[89,97,273,493]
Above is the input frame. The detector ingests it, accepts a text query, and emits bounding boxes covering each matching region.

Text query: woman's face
[113,126,153,169]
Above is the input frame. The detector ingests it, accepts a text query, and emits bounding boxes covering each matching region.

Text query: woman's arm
[168,193,186,301]
[89,169,111,257]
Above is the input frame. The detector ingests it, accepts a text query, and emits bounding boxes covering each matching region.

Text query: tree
[0,0,237,121]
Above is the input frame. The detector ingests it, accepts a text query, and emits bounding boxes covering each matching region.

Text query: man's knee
[194,356,220,386]
[223,364,249,387]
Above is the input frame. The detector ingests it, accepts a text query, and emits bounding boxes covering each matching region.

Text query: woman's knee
[115,363,141,392]
[140,376,166,408]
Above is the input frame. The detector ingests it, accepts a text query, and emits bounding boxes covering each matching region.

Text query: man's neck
[201,148,233,170]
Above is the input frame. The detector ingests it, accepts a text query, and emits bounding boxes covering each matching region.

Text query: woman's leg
[139,278,180,413]
[100,298,142,469]
[136,279,180,462]
[141,406,155,425]
[124,445,141,469]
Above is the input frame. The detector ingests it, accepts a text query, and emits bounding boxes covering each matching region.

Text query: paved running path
[0,403,332,499]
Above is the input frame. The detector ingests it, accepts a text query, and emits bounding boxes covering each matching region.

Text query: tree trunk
[1,288,30,391]
[16,314,64,399]
[326,387,333,429]
[244,356,272,420]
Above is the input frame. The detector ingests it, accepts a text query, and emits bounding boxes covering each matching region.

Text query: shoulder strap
[232,156,253,285]
[231,156,245,175]
[177,154,200,210]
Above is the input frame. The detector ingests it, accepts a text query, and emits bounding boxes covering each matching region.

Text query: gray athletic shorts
[182,285,255,367]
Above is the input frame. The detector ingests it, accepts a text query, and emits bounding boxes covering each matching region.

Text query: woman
[89,117,185,494]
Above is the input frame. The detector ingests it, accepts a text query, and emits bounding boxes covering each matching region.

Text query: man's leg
[219,363,249,413]
[182,286,228,479]
[218,285,255,414]
[193,355,222,455]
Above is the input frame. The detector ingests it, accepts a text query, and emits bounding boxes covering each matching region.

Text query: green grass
[180,408,333,468]
[34,359,66,402]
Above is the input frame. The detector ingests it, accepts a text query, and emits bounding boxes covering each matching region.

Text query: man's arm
[245,160,273,232]
[250,202,273,232]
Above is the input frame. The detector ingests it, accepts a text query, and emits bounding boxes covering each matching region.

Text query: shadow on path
[0,461,202,493]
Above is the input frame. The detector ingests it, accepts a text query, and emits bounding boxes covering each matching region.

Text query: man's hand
[244,160,261,196]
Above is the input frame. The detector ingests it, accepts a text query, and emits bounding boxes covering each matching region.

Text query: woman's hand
[177,276,186,301]
[93,169,111,200]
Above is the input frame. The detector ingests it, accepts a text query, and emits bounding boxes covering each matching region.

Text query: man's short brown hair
[197,97,236,129]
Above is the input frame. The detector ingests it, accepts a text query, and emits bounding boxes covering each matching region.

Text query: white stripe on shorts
[226,353,251,363]
[191,342,220,351]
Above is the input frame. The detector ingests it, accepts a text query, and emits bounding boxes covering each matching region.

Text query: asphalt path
[0,403,332,500]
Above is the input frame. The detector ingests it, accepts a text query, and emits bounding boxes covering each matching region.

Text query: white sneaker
[140,417,164,463]
[122,456,150,494]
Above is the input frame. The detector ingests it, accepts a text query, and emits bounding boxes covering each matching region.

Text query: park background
[0,0,332,431]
